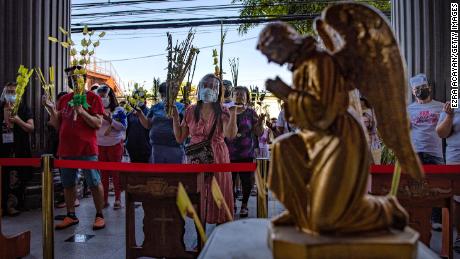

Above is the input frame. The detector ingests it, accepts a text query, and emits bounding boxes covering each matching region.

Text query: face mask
[101,97,110,108]
[4,94,16,103]
[199,88,218,103]
[415,88,430,100]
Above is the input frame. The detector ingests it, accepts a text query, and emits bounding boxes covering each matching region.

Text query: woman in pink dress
[172,74,237,224]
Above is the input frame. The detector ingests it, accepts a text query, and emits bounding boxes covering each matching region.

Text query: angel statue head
[257,22,316,67]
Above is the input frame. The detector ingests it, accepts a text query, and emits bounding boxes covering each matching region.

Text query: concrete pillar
[0,0,70,152]
[391,0,451,102]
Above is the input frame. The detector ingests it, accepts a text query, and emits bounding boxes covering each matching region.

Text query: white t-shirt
[407,100,444,158]
[438,109,460,164]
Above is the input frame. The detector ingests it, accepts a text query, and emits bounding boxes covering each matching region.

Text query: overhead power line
[72,0,197,9]
[72,0,389,9]
[72,2,311,18]
[71,14,319,32]
[73,14,315,26]
[71,11,390,32]
[107,36,258,62]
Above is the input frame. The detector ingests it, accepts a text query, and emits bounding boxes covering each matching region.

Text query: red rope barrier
[0,158,459,175]
[0,158,41,167]
[54,159,256,173]
[371,165,460,174]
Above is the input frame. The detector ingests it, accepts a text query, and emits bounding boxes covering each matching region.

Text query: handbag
[185,115,218,164]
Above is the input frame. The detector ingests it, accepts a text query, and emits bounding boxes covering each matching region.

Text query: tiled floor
[2,191,285,259]
[1,191,456,258]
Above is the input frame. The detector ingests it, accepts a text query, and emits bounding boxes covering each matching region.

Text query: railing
[69,56,125,92]
[90,57,125,92]
[2,157,460,259]
[0,157,258,259]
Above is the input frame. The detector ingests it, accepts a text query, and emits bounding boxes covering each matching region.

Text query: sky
[72,0,292,94]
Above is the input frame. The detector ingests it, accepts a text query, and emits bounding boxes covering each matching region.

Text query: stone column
[0,0,70,152]
[391,0,451,102]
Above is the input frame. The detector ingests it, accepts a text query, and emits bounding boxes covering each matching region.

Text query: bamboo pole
[256,158,269,218]
[390,161,401,196]
[219,21,224,80]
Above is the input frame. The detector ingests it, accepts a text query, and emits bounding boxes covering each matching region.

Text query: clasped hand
[41,95,55,110]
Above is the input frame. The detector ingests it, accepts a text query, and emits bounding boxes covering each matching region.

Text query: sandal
[113,200,122,210]
[239,207,248,218]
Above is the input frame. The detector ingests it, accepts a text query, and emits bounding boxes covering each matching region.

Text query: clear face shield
[197,76,220,103]
[0,86,17,104]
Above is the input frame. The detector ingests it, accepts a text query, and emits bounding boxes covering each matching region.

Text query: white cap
[410,74,428,88]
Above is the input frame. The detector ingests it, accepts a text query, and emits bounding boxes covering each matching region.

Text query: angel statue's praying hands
[257,3,424,235]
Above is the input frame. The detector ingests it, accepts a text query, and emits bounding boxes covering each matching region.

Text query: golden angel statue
[257,3,423,234]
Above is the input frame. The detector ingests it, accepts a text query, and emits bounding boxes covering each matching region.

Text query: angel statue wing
[315,3,423,180]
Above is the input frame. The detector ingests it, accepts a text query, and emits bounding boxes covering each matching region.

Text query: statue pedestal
[269,223,419,259]
[199,219,437,259]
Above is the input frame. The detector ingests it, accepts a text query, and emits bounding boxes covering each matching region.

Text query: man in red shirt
[43,66,106,230]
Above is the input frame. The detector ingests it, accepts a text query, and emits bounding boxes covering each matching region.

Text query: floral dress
[182,104,234,224]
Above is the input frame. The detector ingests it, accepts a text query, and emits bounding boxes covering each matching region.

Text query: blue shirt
[126,106,151,159]
[148,101,185,118]
[147,101,185,147]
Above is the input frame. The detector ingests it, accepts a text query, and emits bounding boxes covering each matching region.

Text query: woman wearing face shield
[172,74,238,224]
[1,82,34,216]
[96,85,127,209]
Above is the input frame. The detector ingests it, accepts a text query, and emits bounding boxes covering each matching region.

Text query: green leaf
[59,26,68,35]
[68,38,75,46]
[88,50,95,56]
[99,31,106,38]
[60,42,70,48]
[93,40,100,47]
[79,59,86,65]
[48,36,58,43]
[89,31,95,36]
[70,48,77,56]
[81,38,87,47]
[83,25,89,35]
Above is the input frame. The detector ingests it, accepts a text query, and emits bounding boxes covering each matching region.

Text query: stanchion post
[41,154,54,259]
[256,158,269,218]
